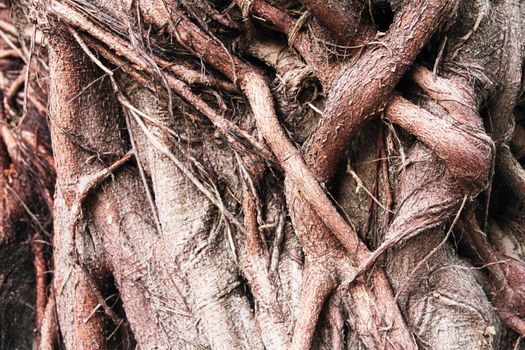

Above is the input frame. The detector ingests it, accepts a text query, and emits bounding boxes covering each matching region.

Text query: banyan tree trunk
[1,0,525,349]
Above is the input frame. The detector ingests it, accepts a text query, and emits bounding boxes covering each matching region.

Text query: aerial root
[3,71,25,117]
[290,264,337,350]
[45,1,507,349]
[327,291,345,350]
[459,208,525,336]
[386,95,492,191]
[78,33,274,163]
[39,287,58,350]
[238,154,291,350]
[55,265,108,348]
[497,145,525,204]
[32,233,48,349]
[69,151,133,247]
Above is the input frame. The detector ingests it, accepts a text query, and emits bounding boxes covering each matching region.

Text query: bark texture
[1,0,525,349]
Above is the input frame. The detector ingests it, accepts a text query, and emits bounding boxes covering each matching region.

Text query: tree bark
[1,0,525,349]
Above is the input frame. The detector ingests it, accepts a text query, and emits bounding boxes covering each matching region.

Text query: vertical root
[55,266,108,349]
[239,155,291,349]
[327,292,345,350]
[32,234,47,349]
[459,208,525,336]
[39,287,58,350]
[290,264,336,350]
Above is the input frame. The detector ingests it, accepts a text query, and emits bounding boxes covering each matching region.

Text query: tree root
[497,145,525,206]
[327,291,345,350]
[122,77,267,349]
[39,287,58,350]
[297,0,366,44]
[235,0,338,87]
[458,208,525,336]
[55,263,108,349]
[236,154,291,350]
[32,233,48,349]
[345,65,493,282]
[379,142,501,348]
[32,0,525,348]
[290,264,336,350]
[126,1,463,348]
[48,28,205,348]
[301,0,459,181]
[48,3,273,163]
[3,71,25,118]
[286,176,415,349]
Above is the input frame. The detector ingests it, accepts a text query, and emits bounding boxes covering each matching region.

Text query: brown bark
[2,0,525,349]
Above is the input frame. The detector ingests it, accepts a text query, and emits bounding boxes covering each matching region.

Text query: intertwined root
[2,0,522,348]
[458,208,525,335]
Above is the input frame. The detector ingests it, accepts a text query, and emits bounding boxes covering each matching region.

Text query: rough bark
[1,0,525,349]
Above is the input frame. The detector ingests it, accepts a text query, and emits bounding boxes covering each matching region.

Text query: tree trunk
[1,0,525,348]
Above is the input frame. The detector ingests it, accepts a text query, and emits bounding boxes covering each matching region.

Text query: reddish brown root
[22,0,523,348]
[297,0,364,43]
[497,145,525,205]
[3,71,25,117]
[32,234,47,348]
[286,176,416,349]
[387,95,492,191]
[238,0,339,86]
[55,266,108,349]
[459,208,525,336]
[123,3,460,348]
[239,155,291,349]
[290,264,336,350]
[39,287,58,350]
[327,292,345,350]
[302,0,459,182]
